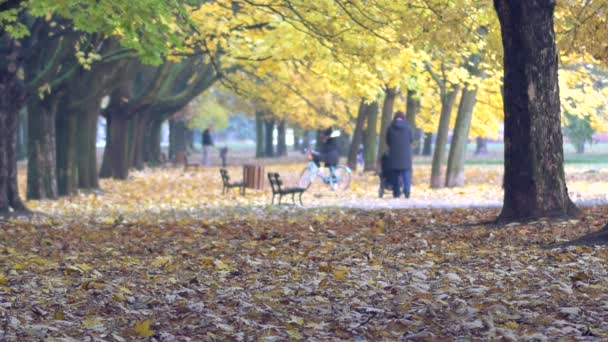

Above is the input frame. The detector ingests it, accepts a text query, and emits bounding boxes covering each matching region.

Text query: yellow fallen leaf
[333,267,349,281]
[290,315,304,325]
[151,256,172,268]
[0,274,7,286]
[286,328,304,340]
[134,319,155,337]
[53,310,65,320]
[214,259,230,270]
[82,317,104,330]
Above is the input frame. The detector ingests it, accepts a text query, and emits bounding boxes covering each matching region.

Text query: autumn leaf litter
[2,165,608,340]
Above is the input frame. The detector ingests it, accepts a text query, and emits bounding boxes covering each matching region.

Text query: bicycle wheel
[331,165,352,191]
[298,167,315,189]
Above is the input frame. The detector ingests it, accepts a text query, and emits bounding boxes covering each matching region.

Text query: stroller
[378,153,401,198]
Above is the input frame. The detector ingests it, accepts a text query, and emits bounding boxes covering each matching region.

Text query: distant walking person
[386,112,413,198]
[202,125,214,166]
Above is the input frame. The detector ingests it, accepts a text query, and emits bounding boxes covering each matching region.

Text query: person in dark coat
[386,111,413,198]
[202,125,214,166]
[314,127,340,167]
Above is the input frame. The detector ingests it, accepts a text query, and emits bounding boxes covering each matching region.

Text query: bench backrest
[220,169,230,184]
[267,173,283,192]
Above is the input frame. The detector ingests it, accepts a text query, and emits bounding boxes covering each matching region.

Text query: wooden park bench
[183,154,201,171]
[220,169,246,195]
[267,172,306,205]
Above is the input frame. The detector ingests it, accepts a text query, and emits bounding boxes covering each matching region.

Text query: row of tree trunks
[445,86,479,187]
[377,87,397,165]
[430,86,460,188]
[363,101,379,171]
[347,99,368,171]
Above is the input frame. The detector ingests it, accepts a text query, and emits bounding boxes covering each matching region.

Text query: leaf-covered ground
[3,165,608,340]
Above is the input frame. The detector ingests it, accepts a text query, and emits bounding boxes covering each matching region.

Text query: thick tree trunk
[144,119,163,166]
[99,115,112,178]
[264,119,275,157]
[422,132,433,156]
[446,86,478,187]
[55,110,79,196]
[0,69,28,214]
[406,89,423,155]
[494,0,579,222]
[430,87,459,188]
[475,137,488,155]
[338,132,350,157]
[99,112,130,180]
[128,113,148,170]
[169,118,188,161]
[378,87,397,164]
[363,101,379,172]
[77,104,100,190]
[347,100,368,170]
[277,120,287,156]
[303,130,311,150]
[17,108,27,161]
[27,96,59,199]
[255,110,265,158]
[292,127,301,151]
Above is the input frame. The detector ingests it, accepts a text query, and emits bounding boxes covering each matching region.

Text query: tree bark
[406,89,423,155]
[27,96,59,199]
[255,110,265,158]
[347,100,369,170]
[303,130,311,151]
[430,86,459,188]
[475,137,488,155]
[77,103,100,190]
[494,0,579,222]
[264,119,275,157]
[422,132,433,156]
[277,120,287,156]
[445,86,478,187]
[0,67,28,214]
[169,118,188,161]
[377,87,397,164]
[144,119,163,166]
[99,111,130,180]
[55,108,79,196]
[128,113,148,170]
[17,108,27,161]
[363,101,379,171]
[292,127,301,151]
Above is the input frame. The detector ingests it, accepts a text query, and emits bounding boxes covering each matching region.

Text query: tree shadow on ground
[554,224,608,247]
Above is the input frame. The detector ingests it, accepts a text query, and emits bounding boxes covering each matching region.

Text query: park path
[307,195,608,210]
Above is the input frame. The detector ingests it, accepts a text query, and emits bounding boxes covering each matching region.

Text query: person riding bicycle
[312,127,340,168]
[300,127,351,191]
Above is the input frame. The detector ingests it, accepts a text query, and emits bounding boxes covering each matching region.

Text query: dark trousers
[387,169,412,198]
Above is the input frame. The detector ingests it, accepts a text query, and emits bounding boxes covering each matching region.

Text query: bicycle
[298,149,352,191]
